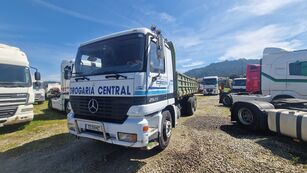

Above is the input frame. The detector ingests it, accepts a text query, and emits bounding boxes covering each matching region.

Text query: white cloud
[181,61,204,68]
[220,24,307,60]
[159,12,176,22]
[177,58,192,64]
[229,0,302,16]
[32,0,130,28]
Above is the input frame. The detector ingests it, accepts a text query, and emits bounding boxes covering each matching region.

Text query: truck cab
[33,81,45,104]
[231,78,246,93]
[202,76,219,95]
[0,44,40,127]
[66,27,197,150]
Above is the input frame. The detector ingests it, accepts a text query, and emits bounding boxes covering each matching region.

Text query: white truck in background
[65,27,198,150]
[0,44,40,127]
[202,76,219,95]
[44,82,61,98]
[230,48,307,140]
[33,81,45,104]
[231,78,246,93]
[226,48,307,107]
[48,60,73,113]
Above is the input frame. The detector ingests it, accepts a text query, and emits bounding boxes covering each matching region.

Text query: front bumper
[0,104,34,126]
[35,95,45,102]
[67,112,151,148]
[203,89,219,95]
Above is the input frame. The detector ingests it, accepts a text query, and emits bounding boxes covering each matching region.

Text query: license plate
[85,124,103,132]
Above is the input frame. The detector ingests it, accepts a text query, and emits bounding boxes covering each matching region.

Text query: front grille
[0,93,28,106]
[70,96,145,124]
[35,93,42,99]
[206,89,213,92]
[0,106,18,119]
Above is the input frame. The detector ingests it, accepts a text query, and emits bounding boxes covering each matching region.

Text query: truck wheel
[65,101,71,114]
[48,100,52,109]
[158,110,172,150]
[234,105,259,130]
[186,97,196,116]
[222,95,232,107]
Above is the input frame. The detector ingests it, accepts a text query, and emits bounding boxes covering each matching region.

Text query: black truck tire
[158,110,172,150]
[222,95,232,107]
[233,104,261,130]
[48,100,52,109]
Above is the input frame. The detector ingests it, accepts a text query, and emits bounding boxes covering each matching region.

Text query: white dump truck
[224,48,307,106]
[0,44,40,127]
[48,60,73,113]
[65,27,198,150]
[202,76,219,95]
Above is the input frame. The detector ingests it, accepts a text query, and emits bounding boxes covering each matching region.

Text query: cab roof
[80,28,154,47]
[0,44,29,66]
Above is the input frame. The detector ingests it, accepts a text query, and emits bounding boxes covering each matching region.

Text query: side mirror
[156,31,165,60]
[34,72,41,81]
[64,66,72,80]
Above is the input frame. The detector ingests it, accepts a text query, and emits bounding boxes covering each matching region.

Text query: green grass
[0,101,68,152]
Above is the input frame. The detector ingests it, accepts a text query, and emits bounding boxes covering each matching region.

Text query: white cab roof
[80,28,154,46]
[233,78,246,80]
[203,76,218,79]
[0,44,29,66]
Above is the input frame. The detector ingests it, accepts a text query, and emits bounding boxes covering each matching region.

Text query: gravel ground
[0,95,306,173]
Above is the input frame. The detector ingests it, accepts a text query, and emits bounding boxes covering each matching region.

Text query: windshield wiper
[75,76,90,82]
[105,72,127,79]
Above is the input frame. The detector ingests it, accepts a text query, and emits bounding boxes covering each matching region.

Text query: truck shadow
[220,124,307,164]
[0,133,159,173]
[33,108,67,121]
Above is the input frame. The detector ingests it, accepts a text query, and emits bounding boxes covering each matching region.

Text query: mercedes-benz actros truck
[65,27,198,150]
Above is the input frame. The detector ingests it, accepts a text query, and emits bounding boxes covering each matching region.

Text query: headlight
[118,132,137,142]
[21,108,33,112]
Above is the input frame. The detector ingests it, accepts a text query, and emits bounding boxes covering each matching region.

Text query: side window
[149,41,165,73]
[289,61,307,76]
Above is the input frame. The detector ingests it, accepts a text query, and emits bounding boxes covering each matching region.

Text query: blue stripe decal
[148,87,167,89]
[134,89,168,96]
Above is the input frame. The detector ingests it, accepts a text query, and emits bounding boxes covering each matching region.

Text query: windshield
[33,82,43,90]
[0,64,31,87]
[202,78,217,85]
[233,79,246,86]
[75,33,146,76]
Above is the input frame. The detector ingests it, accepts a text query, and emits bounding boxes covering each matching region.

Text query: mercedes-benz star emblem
[88,99,99,114]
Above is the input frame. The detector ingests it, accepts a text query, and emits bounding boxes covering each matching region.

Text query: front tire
[65,101,71,114]
[48,100,52,109]
[222,95,232,107]
[158,110,172,150]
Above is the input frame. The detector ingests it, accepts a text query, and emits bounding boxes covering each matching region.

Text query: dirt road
[0,95,306,173]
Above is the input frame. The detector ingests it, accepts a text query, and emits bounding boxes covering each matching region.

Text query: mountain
[184,59,259,78]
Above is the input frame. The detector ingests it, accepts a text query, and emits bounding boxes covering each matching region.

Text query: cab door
[147,38,167,104]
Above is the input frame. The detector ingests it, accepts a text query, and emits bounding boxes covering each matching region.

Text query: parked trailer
[65,27,198,150]
[231,98,307,142]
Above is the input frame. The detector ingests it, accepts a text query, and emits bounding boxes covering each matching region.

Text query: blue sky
[1,0,307,81]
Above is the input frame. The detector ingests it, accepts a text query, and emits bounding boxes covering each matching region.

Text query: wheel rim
[238,108,254,125]
[165,120,172,138]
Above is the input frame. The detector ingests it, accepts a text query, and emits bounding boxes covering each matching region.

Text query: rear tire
[158,110,172,150]
[233,104,260,130]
